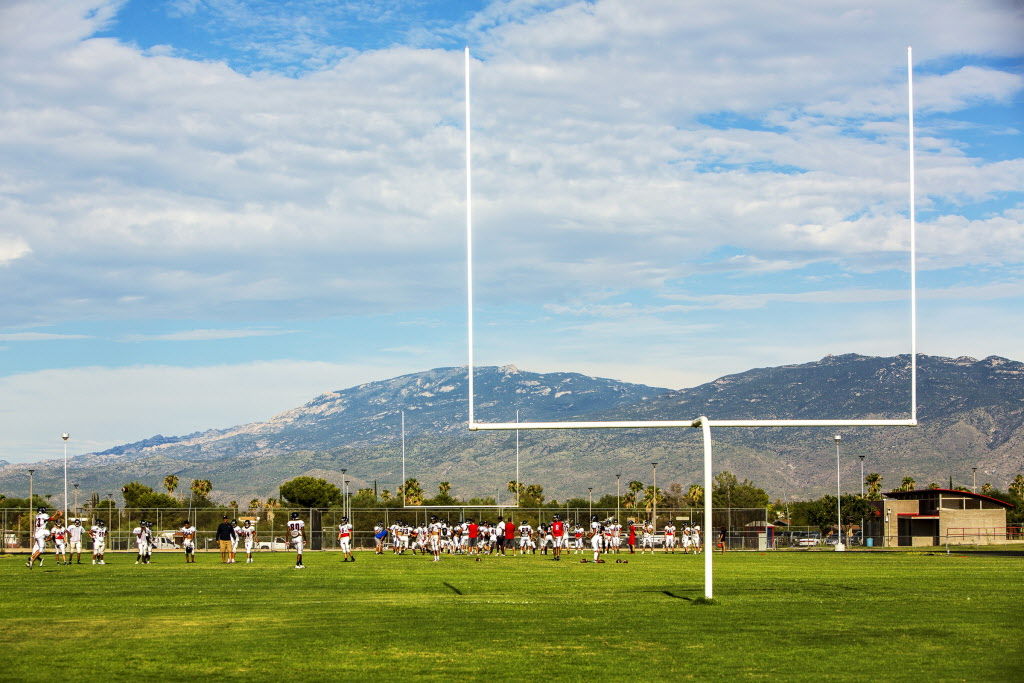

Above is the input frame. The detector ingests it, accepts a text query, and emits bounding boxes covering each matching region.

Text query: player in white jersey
[237,520,257,563]
[573,524,584,553]
[610,520,622,553]
[68,519,86,564]
[287,512,306,568]
[691,525,702,552]
[337,517,355,562]
[517,522,532,554]
[640,521,654,554]
[27,506,59,568]
[681,526,692,553]
[427,515,442,562]
[663,523,676,553]
[589,516,605,562]
[51,522,69,565]
[89,519,108,564]
[180,520,198,563]
[133,520,150,564]
[229,520,243,563]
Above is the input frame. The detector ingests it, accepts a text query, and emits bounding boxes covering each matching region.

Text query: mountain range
[1,353,1022,505]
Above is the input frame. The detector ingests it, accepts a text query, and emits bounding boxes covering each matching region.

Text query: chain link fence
[1,505,772,552]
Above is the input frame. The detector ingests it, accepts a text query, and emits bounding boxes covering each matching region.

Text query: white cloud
[118,328,295,342]
[0,332,92,341]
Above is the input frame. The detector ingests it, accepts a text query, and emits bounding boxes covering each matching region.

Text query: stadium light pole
[651,462,658,532]
[588,488,593,518]
[73,483,80,519]
[859,455,865,546]
[62,432,70,522]
[615,473,621,522]
[834,435,844,551]
[28,469,35,542]
[341,469,348,519]
[972,467,977,493]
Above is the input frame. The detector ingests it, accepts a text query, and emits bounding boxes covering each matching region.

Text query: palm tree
[163,474,179,497]
[1009,475,1024,499]
[981,482,994,494]
[438,481,451,498]
[623,480,644,509]
[380,489,392,503]
[899,476,915,492]
[685,484,704,508]
[865,473,883,500]
[190,479,213,499]
[641,485,664,515]
[248,498,261,510]
[398,478,423,505]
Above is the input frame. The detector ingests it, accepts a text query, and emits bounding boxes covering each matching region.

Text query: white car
[257,537,288,551]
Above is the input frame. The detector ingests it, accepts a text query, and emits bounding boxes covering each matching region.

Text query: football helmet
[290,512,300,520]
[243,520,252,527]
[37,506,47,513]
[591,515,599,522]
[97,519,106,526]
[341,516,348,523]
[553,514,561,521]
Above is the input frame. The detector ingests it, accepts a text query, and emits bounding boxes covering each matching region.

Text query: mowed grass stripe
[1,551,1021,681]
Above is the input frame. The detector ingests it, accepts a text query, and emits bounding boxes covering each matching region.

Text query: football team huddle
[23,506,703,569]
[372,515,703,562]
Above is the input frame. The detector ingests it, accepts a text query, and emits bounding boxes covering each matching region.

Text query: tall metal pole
[972,467,977,493]
[62,433,70,521]
[651,462,658,531]
[341,469,347,519]
[73,483,80,519]
[859,455,865,546]
[908,46,918,425]
[835,435,843,550]
[616,473,621,522]
[588,488,593,519]
[464,46,476,426]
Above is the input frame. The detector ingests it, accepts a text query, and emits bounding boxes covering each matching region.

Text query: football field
[2,549,1021,681]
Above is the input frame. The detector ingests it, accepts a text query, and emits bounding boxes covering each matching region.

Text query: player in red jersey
[550,515,566,561]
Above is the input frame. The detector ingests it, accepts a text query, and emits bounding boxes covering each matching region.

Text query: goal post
[462,47,920,599]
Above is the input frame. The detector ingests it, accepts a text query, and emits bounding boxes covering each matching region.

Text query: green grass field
[2,549,1021,681]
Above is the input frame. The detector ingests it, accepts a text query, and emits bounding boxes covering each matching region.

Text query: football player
[287,512,306,569]
[27,506,59,569]
[550,515,565,561]
[238,520,257,563]
[180,519,198,563]
[590,515,604,562]
[89,519,108,564]
[373,521,387,554]
[427,515,442,562]
[337,516,354,562]
[67,519,86,564]
[664,522,676,553]
[229,519,242,563]
[51,520,69,565]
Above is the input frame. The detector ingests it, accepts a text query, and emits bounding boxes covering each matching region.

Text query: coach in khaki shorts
[216,516,235,563]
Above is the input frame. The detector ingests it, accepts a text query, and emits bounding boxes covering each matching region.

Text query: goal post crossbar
[470,418,916,431]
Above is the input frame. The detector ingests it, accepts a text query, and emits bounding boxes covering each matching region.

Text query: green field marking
[2,551,1021,681]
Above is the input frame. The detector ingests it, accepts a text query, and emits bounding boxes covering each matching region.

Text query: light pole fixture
[834,435,844,551]
[588,487,593,518]
[62,432,70,522]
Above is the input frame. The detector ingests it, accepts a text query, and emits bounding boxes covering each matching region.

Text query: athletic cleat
[26,561,32,568]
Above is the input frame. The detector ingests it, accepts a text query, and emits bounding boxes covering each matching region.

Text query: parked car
[257,537,289,551]
[797,532,821,547]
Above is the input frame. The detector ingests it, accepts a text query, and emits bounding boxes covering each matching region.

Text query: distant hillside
[1,355,1022,504]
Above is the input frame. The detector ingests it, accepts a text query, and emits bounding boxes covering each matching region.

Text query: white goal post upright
[463,47,919,599]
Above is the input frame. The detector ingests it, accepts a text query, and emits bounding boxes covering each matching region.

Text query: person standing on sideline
[215,516,235,564]
[627,521,637,554]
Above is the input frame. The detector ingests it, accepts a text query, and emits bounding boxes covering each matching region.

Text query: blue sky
[0,0,1021,462]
